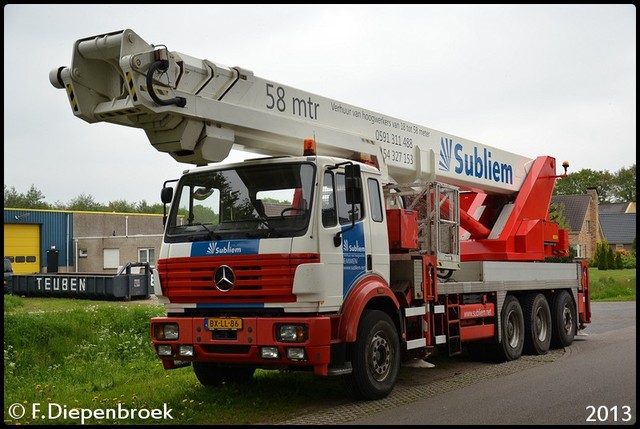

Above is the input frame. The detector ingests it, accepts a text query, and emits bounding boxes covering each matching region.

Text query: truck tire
[192,362,255,386]
[550,290,576,348]
[497,295,524,361]
[343,309,400,400]
[522,293,552,355]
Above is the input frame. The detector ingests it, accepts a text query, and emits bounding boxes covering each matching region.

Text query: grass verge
[3,297,345,425]
[588,268,636,301]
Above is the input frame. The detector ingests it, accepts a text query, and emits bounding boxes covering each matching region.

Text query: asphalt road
[280,301,636,426]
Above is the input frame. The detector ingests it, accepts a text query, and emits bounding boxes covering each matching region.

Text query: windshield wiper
[188,223,221,241]
[257,217,281,235]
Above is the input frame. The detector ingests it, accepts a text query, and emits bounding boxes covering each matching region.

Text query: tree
[613,164,636,203]
[4,185,23,207]
[5,183,167,214]
[107,199,136,213]
[606,246,615,270]
[24,185,50,209]
[595,241,609,270]
[554,169,614,203]
[66,193,104,211]
[4,184,50,209]
[136,200,164,214]
[554,164,636,204]
[615,252,623,270]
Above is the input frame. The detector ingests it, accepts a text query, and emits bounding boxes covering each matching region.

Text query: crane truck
[50,29,591,400]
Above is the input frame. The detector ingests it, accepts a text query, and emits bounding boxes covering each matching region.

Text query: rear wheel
[343,310,400,400]
[496,295,524,361]
[522,293,552,355]
[550,290,576,348]
[193,362,255,386]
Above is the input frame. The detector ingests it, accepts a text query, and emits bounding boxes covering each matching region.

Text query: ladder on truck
[385,181,463,356]
[384,181,461,273]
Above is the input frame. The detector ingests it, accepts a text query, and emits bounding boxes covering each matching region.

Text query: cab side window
[336,172,363,225]
[367,178,383,222]
[321,171,337,227]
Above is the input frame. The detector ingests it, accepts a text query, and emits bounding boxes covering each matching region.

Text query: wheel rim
[506,309,522,348]
[535,307,549,341]
[561,305,573,335]
[369,331,391,381]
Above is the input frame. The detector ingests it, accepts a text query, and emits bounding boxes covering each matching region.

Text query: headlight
[154,323,179,340]
[286,347,306,361]
[179,345,194,357]
[276,324,308,342]
[261,347,279,359]
[157,345,173,356]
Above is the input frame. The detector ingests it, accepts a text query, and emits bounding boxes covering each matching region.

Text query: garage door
[4,224,40,274]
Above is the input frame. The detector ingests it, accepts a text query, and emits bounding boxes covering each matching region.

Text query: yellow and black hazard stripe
[126,71,138,102]
[140,85,170,97]
[66,84,78,112]
[97,107,143,120]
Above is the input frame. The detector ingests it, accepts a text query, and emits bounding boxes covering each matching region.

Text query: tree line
[3,186,164,213]
[554,164,636,204]
[4,164,636,213]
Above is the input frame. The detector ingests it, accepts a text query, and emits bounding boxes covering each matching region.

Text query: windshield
[165,162,315,242]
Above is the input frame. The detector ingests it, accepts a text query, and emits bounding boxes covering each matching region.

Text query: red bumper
[151,315,334,376]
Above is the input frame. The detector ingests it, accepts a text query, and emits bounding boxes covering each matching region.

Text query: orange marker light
[303,138,316,156]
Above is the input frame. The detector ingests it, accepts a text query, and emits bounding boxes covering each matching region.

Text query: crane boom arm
[50,28,534,194]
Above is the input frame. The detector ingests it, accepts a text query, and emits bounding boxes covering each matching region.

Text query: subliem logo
[191,239,259,257]
[207,242,242,255]
[438,137,513,184]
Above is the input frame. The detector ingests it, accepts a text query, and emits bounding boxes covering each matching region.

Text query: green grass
[3,297,346,425]
[588,268,636,301]
[4,268,634,424]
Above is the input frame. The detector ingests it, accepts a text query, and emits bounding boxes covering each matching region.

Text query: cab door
[317,165,371,308]
[362,173,390,285]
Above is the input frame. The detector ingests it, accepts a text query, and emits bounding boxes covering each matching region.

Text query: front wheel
[343,310,400,400]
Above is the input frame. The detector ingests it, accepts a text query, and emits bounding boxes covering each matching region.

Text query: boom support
[50,28,533,194]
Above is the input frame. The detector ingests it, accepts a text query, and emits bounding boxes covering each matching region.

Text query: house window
[139,248,156,267]
[615,244,625,252]
[572,244,586,259]
[585,220,591,233]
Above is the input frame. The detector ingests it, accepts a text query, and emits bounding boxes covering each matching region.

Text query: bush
[620,251,637,269]
[591,241,635,270]
[615,252,623,269]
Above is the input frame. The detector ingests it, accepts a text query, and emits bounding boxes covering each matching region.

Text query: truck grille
[157,253,319,303]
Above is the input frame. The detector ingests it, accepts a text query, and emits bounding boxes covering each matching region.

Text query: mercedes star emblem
[214,265,235,292]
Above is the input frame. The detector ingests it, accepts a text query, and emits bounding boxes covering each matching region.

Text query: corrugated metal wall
[4,209,74,272]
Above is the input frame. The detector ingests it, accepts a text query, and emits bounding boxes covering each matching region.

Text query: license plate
[206,318,242,330]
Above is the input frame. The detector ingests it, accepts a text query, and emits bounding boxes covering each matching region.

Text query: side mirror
[344,164,362,205]
[160,187,173,204]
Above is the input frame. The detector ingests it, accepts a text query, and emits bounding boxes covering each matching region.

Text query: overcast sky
[4,4,636,206]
